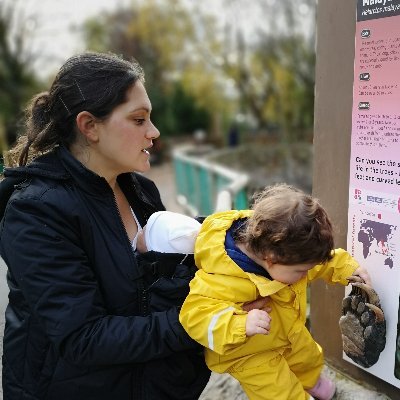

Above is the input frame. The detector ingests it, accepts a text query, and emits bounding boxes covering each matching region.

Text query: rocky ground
[206,142,314,194]
[198,368,392,400]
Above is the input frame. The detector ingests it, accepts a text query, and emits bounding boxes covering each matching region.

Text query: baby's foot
[307,375,336,400]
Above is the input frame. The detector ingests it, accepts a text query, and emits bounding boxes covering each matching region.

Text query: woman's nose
[148,121,160,139]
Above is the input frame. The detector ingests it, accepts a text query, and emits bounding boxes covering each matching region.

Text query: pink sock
[307,376,336,400]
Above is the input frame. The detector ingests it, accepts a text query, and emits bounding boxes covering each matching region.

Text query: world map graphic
[357,219,396,269]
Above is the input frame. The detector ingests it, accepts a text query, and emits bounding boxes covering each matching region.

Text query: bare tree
[0,0,40,148]
[190,0,317,140]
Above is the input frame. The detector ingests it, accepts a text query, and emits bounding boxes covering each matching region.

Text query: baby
[135,193,370,400]
[178,184,370,400]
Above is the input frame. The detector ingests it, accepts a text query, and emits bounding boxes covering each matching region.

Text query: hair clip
[58,95,72,117]
[58,80,86,118]
[74,80,86,101]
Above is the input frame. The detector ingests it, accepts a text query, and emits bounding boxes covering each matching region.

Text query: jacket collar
[57,145,112,196]
[0,148,70,219]
[2,146,114,197]
[3,148,70,181]
[1,145,158,224]
[57,146,153,204]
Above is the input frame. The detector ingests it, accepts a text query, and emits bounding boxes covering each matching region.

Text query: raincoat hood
[195,209,254,277]
[195,210,288,297]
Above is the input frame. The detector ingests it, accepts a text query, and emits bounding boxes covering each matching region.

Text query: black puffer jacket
[0,146,209,400]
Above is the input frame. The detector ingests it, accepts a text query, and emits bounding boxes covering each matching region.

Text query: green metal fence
[172,145,249,216]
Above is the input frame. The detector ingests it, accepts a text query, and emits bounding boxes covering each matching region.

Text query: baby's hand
[350,267,372,286]
[245,309,271,337]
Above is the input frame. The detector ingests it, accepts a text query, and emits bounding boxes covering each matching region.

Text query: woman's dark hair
[237,183,335,265]
[10,52,145,166]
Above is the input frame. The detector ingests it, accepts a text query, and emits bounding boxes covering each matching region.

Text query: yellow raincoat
[179,210,359,400]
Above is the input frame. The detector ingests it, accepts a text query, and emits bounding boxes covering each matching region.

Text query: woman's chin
[133,162,151,173]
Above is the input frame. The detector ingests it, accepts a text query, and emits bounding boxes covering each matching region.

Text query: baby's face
[262,261,315,284]
[136,227,147,253]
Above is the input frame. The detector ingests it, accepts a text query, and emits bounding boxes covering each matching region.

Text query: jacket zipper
[109,185,148,400]
[109,186,149,317]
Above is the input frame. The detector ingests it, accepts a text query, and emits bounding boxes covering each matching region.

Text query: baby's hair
[238,183,334,265]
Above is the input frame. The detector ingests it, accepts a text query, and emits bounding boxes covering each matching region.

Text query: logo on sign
[367,195,383,204]
[361,29,371,38]
[360,73,370,81]
[358,102,370,110]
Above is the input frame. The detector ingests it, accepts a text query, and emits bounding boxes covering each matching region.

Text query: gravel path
[198,367,392,400]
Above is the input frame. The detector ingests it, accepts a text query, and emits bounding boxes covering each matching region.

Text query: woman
[0,52,210,399]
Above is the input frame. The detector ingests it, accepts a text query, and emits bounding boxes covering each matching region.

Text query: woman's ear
[76,111,99,143]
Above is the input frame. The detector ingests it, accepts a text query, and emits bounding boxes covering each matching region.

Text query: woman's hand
[242,296,270,312]
[245,309,271,337]
[350,267,372,286]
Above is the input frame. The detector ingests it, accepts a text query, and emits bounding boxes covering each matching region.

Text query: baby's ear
[263,254,275,266]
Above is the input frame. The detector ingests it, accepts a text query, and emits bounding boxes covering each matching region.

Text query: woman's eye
[134,119,145,125]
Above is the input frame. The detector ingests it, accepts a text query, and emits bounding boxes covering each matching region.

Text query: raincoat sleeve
[179,269,249,355]
[307,248,360,285]
[0,196,196,366]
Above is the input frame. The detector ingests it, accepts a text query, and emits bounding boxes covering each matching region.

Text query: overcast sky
[15,0,233,79]
[13,0,312,80]
[17,0,131,78]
